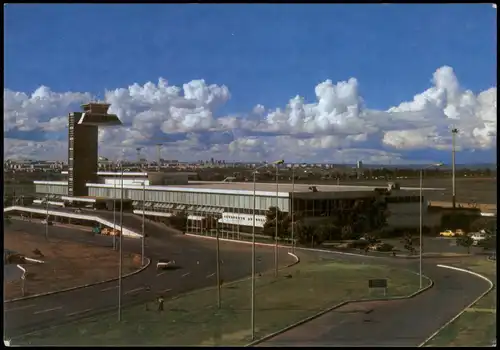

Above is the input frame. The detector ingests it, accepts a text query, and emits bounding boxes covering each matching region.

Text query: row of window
[88,187,289,211]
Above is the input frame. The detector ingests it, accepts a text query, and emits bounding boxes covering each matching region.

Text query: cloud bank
[3,66,496,164]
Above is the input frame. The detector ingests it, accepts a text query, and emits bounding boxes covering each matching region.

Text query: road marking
[206,272,215,278]
[156,271,168,277]
[182,272,191,277]
[5,304,35,312]
[160,288,172,294]
[66,308,92,317]
[100,285,118,292]
[124,287,144,295]
[34,306,62,314]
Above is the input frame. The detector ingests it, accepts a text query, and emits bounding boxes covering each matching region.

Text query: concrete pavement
[4,221,292,337]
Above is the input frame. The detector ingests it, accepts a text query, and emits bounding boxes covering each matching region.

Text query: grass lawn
[14,256,421,346]
[426,258,496,347]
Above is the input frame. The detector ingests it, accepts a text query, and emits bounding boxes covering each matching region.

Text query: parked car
[471,232,488,245]
[439,230,454,237]
[41,219,53,226]
[455,229,466,236]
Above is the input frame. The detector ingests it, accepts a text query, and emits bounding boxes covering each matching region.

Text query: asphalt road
[4,210,492,346]
[4,220,292,337]
[259,252,491,347]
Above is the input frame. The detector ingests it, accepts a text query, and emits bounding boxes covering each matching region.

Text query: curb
[418,264,495,347]
[246,272,434,346]
[5,257,152,303]
[184,233,380,259]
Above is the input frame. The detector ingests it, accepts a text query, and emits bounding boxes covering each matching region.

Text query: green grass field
[13,257,421,346]
[426,258,496,347]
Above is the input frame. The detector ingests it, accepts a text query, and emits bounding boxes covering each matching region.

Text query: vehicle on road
[157,259,176,270]
[470,232,488,245]
[455,229,466,236]
[439,229,455,237]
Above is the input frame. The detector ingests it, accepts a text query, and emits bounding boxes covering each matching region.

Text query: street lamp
[118,158,124,322]
[113,166,117,251]
[419,162,443,289]
[290,163,305,253]
[451,128,458,209]
[274,159,285,277]
[251,160,283,340]
[45,194,49,241]
[132,179,147,267]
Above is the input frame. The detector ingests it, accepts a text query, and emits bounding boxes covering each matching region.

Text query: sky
[3,4,497,164]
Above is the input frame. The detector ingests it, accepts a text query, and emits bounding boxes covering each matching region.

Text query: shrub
[349,239,370,249]
[374,243,394,252]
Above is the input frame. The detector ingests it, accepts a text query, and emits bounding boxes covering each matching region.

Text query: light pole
[132,179,147,267]
[451,128,458,209]
[45,194,49,241]
[291,165,295,253]
[113,166,117,251]
[250,162,274,340]
[118,160,124,322]
[419,162,443,289]
[273,160,284,277]
[216,217,221,309]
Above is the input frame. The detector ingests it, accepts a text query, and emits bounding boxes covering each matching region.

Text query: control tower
[67,103,122,197]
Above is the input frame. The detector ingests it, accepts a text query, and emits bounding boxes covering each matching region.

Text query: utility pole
[451,128,458,209]
[142,180,146,266]
[118,160,124,322]
[216,219,221,309]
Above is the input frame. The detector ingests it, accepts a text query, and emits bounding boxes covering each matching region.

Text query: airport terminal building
[32,171,429,230]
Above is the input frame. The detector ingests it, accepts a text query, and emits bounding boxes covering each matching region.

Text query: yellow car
[439,230,455,237]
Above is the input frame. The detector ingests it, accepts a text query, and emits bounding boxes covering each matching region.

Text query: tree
[169,211,187,232]
[456,235,474,254]
[294,223,316,245]
[263,206,290,239]
[470,217,496,234]
[314,224,333,245]
[478,235,496,251]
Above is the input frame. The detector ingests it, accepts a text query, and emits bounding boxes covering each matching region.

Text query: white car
[471,232,488,245]
[157,259,176,270]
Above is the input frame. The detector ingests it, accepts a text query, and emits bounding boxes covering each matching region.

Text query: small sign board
[368,279,387,289]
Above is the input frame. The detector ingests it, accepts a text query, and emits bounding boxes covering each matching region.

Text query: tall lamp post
[451,128,458,209]
[274,160,285,277]
[419,162,443,289]
[251,160,282,340]
[118,158,124,322]
[113,165,117,251]
[133,179,147,266]
[45,194,49,241]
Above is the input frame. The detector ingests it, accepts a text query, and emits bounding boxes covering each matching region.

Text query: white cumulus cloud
[3,66,496,163]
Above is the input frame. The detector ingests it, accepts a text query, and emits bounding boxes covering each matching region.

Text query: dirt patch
[4,229,140,300]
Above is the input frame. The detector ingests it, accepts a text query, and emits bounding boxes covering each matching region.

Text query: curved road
[4,213,492,346]
[259,251,491,347]
[4,220,292,337]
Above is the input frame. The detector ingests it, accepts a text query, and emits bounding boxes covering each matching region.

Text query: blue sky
[4,4,497,163]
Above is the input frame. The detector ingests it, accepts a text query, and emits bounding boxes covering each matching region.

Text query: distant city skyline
[4,4,497,164]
